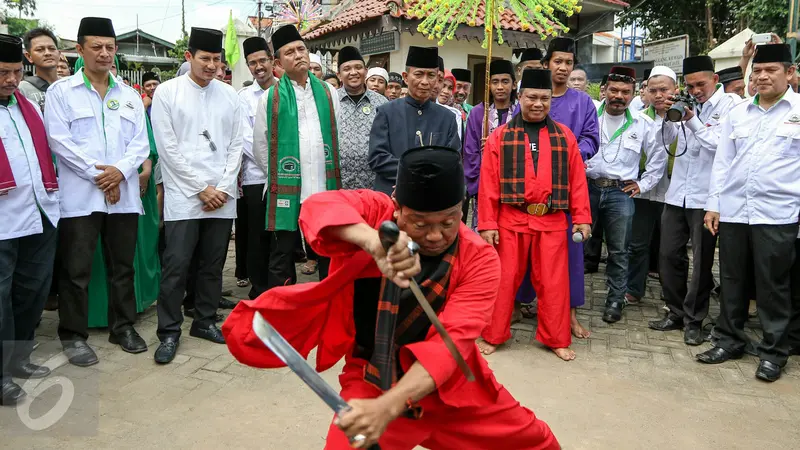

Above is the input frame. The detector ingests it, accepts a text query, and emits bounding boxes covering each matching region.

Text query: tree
[6,17,51,37]
[617,0,787,55]
[5,0,36,18]
[168,35,188,60]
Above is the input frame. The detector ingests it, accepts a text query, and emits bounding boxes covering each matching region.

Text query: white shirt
[151,74,244,221]
[592,99,602,110]
[664,85,741,209]
[0,94,60,240]
[707,88,800,226]
[639,110,679,203]
[630,96,646,111]
[237,80,274,186]
[438,102,463,140]
[586,107,665,194]
[45,69,149,219]
[253,77,340,203]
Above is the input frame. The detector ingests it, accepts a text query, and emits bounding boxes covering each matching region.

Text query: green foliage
[159,69,177,81]
[729,0,788,36]
[6,17,49,37]
[586,82,601,101]
[5,0,36,17]
[168,35,188,60]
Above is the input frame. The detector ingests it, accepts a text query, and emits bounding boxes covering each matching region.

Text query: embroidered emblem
[125,101,135,110]
[106,99,119,110]
[629,132,638,140]
[711,113,720,120]
[362,105,372,115]
[790,114,800,123]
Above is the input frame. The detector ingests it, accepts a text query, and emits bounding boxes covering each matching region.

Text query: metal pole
[257,0,263,38]
[136,15,140,55]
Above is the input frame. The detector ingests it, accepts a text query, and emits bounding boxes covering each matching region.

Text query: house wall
[393,33,514,74]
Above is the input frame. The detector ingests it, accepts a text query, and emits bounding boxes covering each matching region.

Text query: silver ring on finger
[407,240,419,257]
[350,434,366,448]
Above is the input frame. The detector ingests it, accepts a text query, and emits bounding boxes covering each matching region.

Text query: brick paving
[1,245,799,449]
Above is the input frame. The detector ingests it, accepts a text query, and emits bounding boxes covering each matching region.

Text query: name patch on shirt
[277,199,291,208]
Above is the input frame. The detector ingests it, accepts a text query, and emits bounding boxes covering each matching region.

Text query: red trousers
[325,361,560,450]
[481,227,571,348]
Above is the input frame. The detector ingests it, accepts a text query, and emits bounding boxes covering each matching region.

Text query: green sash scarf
[264,73,341,231]
[640,106,676,178]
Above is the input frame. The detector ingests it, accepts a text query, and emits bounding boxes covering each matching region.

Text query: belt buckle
[526,203,547,216]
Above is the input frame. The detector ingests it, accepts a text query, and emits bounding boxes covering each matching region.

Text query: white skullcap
[309,53,322,66]
[648,65,677,82]
[366,67,389,83]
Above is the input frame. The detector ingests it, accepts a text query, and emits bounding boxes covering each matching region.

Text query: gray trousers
[716,223,797,366]
[157,218,233,340]
[0,215,57,380]
[626,199,664,299]
[659,205,717,327]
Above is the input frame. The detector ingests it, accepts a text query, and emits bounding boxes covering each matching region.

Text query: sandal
[237,279,250,288]
[301,260,318,275]
[519,302,537,319]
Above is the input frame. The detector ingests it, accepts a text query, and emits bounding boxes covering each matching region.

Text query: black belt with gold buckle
[591,178,622,188]
[513,196,552,216]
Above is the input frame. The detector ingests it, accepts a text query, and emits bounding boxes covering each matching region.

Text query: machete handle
[378,220,400,252]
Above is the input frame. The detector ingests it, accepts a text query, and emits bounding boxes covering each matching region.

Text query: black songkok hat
[338,46,363,66]
[544,37,575,61]
[682,55,714,75]
[388,72,403,84]
[405,46,438,69]
[78,17,116,39]
[396,146,465,212]
[438,56,444,72]
[609,65,636,80]
[716,66,744,84]
[643,68,652,80]
[451,68,471,83]
[271,25,303,52]
[189,27,223,53]
[0,34,23,63]
[141,71,160,84]
[520,48,544,63]
[752,44,792,64]
[520,69,552,90]
[490,60,515,80]
[600,75,608,86]
[242,37,270,58]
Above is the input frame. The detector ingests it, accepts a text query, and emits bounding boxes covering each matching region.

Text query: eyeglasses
[200,130,217,152]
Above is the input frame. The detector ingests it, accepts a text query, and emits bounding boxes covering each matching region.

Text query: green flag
[224,10,241,69]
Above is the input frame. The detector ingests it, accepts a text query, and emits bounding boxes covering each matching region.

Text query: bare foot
[571,308,591,338]
[552,347,576,361]
[477,340,498,355]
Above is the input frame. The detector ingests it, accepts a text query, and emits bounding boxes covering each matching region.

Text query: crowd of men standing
[3,15,800,406]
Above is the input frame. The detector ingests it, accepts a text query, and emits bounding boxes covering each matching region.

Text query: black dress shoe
[696,346,743,364]
[189,324,226,344]
[63,340,99,367]
[684,326,703,346]
[10,362,51,379]
[154,337,179,364]
[649,315,683,331]
[184,308,224,322]
[109,328,147,354]
[755,360,782,382]
[218,298,237,309]
[584,266,598,274]
[602,301,624,323]
[0,380,26,406]
[790,345,800,356]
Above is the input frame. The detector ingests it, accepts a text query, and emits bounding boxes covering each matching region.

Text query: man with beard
[252,25,341,287]
[648,55,741,345]
[451,68,473,115]
[586,66,664,324]
[717,66,745,98]
[337,46,387,190]
[236,36,277,299]
[140,71,159,115]
[514,37,599,337]
[478,69,592,359]
[366,67,388,96]
[463,60,516,230]
[19,28,60,111]
[386,72,403,100]
[151,27,244,363]
[699,44,800,382]
[368,46,459,195]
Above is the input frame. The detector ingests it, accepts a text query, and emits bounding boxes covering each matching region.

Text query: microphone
[572,231,585,243]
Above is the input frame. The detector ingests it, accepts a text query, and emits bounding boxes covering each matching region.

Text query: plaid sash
[499,114,570,210]
[364,238,459,391]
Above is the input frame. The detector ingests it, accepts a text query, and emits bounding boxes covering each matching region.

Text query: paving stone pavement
[1,245,799,449]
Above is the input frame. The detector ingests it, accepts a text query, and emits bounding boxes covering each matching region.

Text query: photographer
[698,44,800,382]
[649,56,741,345]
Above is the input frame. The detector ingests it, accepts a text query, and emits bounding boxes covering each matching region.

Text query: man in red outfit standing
[477,69,592,360]
[223,146,560,449]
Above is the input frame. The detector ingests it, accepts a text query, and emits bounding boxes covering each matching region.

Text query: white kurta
[0,94,60,241]
[664,85,741,209]
[44,69,149,218]
[253,77,340,203]
[151,75,244,221]
[707,88,800,226]
[639,111,679,203]
[237,80,274,186]
[586,108,665,195]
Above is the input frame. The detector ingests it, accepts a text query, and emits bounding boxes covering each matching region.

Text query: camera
[667,90,697,122]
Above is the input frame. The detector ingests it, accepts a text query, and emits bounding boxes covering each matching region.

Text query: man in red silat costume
[223,145,560,450]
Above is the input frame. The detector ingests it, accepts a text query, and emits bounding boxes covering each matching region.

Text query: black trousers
[626,199,663,299]
[58,212,139,341]
[235,192,249,280]
[268,228,329,290]
[789,239,800,348]
[1,215,57,380]
[242,184,271,299]
[715,223,797,366]
[659,205,717,327]
[158,218,232,339]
